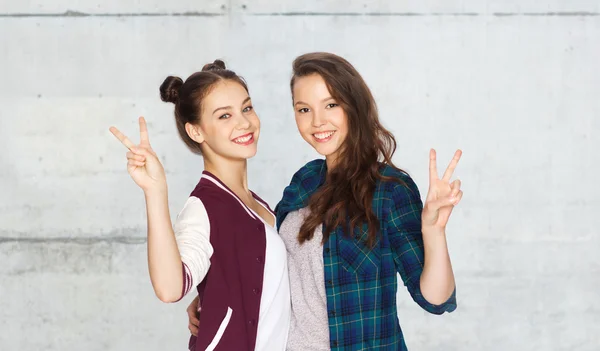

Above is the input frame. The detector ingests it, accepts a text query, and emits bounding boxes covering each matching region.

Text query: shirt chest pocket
[336,227,381,277]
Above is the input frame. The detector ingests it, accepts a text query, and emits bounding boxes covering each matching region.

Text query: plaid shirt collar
[275,159,327,229]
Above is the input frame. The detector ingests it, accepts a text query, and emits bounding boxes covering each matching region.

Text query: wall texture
[1,1,599,350]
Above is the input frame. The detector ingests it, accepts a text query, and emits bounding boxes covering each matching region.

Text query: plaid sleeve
[386,177,457,315]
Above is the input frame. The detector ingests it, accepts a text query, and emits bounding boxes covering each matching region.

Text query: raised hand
[422,149,463,231]
[109,117,167,192]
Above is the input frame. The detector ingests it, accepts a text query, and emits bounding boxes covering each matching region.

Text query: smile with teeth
[232,133,254,145]
[313,131,336,141]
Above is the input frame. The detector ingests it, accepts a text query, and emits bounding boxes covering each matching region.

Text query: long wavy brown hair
[291,52,405,247]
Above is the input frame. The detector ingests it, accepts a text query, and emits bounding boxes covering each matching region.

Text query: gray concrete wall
[1,1,598,350]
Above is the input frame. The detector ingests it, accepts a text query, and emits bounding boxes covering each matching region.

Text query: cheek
[250,113,260,125]
[294,115,306,132]
[213,123,232,142]
[332,111,348,131]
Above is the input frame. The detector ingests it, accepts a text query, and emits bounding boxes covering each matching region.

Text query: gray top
[279,208,330,351]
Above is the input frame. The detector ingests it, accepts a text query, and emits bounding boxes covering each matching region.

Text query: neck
[203,157,249,194]
[325,154,338,172]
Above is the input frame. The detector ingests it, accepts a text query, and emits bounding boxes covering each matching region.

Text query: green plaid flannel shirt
[275,159,457,350]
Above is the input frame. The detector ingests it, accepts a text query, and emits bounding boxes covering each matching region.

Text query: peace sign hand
[422,149,463,231]
[109,117,167,192]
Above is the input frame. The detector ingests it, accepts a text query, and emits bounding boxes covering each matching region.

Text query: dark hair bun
[160,76,183,104]
[202,59,227,72]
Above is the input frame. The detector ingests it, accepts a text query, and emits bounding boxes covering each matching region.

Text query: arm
[420,148,463,304]
[109,117,212,303]
[146,192,213,302]
[145,185,213,303]
[387,178,457,314]
[420,226,455,304]
[144,187,185,302]
[173,197,213,299]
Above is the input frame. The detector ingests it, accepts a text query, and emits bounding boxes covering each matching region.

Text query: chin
[313,145,338,157]
[240,149,258,159]
[222,148,257,161]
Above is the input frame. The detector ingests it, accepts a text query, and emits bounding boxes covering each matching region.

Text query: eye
[326,103,339,109]
[242,105,253,113]
[297,107,310,113]
[218,113,231,120]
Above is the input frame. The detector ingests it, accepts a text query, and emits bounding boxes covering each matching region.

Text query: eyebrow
[294,96,335,107]
[213,97,252,115]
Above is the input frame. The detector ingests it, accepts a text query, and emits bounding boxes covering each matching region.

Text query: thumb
[425,196,456,213]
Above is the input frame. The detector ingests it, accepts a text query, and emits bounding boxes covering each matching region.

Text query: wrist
[144,184,168,198]
[421,227,450,255]
[422,226,446,238]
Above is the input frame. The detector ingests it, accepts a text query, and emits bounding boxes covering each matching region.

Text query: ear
[185,122,205,144]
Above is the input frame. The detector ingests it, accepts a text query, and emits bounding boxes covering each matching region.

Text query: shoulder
[175,196,211,232]
[275,159,326,224]
[190,178,233,211]
[377,164,422,207]
[289,159,326,185]
[176,191,234,230]
[280,159,326,202]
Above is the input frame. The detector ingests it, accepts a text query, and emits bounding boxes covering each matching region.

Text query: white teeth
[233,135,252,143]
[314,131,335,140]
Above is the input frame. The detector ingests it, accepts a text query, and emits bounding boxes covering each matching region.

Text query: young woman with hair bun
[110,60,290,351]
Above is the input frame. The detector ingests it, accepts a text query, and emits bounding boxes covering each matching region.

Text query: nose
[235,113,251,130]
[312,110,326,128]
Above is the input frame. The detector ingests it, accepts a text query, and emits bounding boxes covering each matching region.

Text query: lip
[232,133,255,146]
[312,130,336,143]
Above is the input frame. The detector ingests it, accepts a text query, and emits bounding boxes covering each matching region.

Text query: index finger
[442,149,462,182]
[429,148,438,181]
[109,126,136,150]
[139,116,150,146]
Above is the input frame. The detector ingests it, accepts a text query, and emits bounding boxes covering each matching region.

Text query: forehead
[203,80,249,108]
[293,74,331,102]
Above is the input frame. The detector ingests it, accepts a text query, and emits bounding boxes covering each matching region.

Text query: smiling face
[292,74,348,165]
[188,79,260,161]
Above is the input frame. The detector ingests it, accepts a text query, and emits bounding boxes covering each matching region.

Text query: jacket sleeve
[173,196,214,300]
[386,176,457,315]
